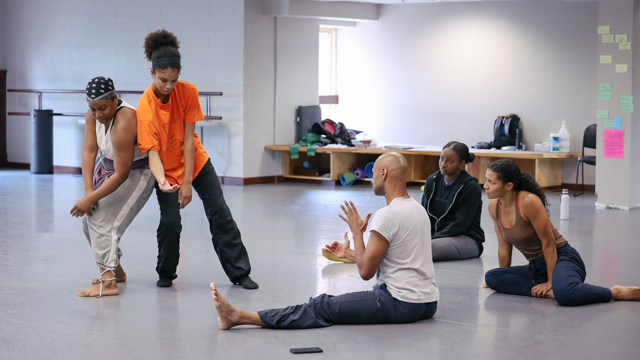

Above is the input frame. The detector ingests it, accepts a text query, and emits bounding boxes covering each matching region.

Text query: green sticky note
[603,119,615,129]
[598,26,610,34]
[599,92,611,100]
[622,104,634,112]
[615,34,628,43]
[600,55,613,64]
[616,64,629,73]
[621,96,633,104]
[620,42,631,51]
[599,83,612,91]
[597,110,609,118]
[603,34,615,43]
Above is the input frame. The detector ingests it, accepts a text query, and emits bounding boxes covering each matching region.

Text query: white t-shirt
[370,197,439,303]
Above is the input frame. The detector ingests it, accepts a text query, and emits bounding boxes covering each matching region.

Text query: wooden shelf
[266,145,581,189]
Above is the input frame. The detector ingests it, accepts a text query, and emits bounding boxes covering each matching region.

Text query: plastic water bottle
[560,189,570,220]
[558,121,570,153]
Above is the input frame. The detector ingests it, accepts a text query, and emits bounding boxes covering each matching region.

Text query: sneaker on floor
[321,247,355,263]
[237,275,259,290]
[156,278,173,287]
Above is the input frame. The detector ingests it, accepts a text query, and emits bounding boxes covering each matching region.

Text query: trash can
[31,109,53,174]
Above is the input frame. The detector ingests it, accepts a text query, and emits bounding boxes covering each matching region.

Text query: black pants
[155,159,251,283]
[257,284,437,329]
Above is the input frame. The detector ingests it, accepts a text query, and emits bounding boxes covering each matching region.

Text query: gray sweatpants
[82,167,155,270]
[432,235,480,262]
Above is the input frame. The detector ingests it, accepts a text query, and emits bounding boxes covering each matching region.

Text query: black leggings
[155,159,251,283]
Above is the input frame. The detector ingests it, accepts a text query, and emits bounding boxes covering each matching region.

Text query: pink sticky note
[603,129,624,158]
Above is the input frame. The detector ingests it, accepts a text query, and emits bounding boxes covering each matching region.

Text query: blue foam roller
[365,162,375,178]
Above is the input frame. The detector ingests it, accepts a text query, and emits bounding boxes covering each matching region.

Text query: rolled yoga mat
[364,162,375,178]
[303,161,329,174]
[352,167,365,179]
[340,172,356,186]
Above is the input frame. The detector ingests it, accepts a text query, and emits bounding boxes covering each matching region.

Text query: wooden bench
[264,145,581,189]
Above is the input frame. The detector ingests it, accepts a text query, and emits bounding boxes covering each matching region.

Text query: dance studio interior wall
[0,0,5,70]
[335,1,598,184]
[2,0,252,178]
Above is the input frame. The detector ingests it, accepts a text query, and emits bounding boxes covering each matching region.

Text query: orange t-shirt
[136,80,209,186]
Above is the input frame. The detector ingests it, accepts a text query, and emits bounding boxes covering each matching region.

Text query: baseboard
[4,162,81,174]
[219,175,284,186]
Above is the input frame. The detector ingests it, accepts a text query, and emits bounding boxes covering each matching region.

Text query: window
[319,27,338,120]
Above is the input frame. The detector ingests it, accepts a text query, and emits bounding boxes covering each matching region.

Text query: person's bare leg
[91,264,126,284]
[611,285,640,301]
[210,282,265,329]
[78,269,119,297]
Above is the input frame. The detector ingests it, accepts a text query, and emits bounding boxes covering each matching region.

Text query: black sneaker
[156,278,173,287]
[237,276,259,290]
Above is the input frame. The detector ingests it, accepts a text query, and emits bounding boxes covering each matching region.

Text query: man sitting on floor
[210,152,439,329]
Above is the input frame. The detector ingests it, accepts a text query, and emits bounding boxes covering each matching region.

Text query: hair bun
[144,29,180,61]
[467,153,475,163]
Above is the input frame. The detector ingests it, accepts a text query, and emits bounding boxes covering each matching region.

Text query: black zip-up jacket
[421,170,485,255]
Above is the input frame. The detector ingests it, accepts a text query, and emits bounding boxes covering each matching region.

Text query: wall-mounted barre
[7,89,223,120]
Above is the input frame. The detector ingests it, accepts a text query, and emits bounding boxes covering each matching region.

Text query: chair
[574,124,596,196]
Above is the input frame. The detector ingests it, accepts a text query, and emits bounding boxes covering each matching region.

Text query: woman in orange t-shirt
[137,29,257,289]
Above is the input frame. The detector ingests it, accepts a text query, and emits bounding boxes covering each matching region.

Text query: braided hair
[443,141,475,164]
[144,29,181,72]
[487,159,550,215]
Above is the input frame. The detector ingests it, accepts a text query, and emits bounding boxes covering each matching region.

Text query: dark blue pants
[257,283,437,329]
[155,159,252,283]
[484,244,612,306]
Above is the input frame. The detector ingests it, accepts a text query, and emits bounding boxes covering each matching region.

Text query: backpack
[491,114,521,148]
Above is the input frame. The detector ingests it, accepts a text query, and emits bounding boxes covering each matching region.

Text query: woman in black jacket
[421,141,484,261]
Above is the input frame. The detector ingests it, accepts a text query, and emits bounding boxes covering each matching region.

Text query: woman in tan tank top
[482,159,640,306]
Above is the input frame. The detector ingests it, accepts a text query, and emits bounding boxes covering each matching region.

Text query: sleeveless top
[95,99,146,161]
[497,193,567,261]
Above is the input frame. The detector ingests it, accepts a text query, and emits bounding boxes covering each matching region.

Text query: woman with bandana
[136,29,257,290]
[71,76,156,297]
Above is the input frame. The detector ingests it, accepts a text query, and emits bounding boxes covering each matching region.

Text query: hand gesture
[179,184,192,209]
[531,281,553,298]
[158,178,179,193]
[339,200,372,237]
[70,197,96,218]
[325,232,351,258]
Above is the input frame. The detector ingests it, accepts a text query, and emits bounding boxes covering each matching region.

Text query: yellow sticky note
[603,35,615,43]
[600,55,612,64]
[620,42,631,51]
[598,26,610,34]
[616,64,629,73]
[615,34,628,43]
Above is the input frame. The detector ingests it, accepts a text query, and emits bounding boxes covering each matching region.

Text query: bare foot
[611,285,640,301]
[210,282,240,330]
[77,280,119,297]
[91,265,127,284]
[545,289,555,299]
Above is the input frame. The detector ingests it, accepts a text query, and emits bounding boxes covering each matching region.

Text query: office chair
[574,123,596,197]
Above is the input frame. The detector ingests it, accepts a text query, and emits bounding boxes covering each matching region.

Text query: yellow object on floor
[321,247,355,263]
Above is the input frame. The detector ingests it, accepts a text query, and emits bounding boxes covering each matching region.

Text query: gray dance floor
[1,169,639,359]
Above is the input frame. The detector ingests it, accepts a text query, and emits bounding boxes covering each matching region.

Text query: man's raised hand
[339,200,372,236]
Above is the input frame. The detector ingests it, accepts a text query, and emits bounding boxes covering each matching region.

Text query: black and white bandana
[86,76,115,101]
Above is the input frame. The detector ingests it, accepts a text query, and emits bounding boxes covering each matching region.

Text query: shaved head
[375,152,408,180]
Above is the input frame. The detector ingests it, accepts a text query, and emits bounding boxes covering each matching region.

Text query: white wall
[274,17,321,145]
[4,0,246,177]
[0,0,5,70]
[243,0,280,178]
[335,1,598,184]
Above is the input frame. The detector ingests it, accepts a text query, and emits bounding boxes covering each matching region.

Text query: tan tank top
[497,193,567,261]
